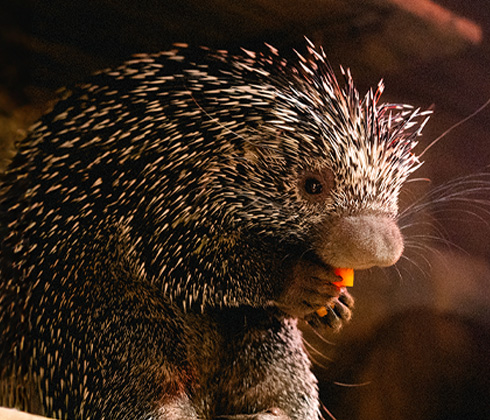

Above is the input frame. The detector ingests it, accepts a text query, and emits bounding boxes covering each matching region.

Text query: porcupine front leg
[207,308,320,420]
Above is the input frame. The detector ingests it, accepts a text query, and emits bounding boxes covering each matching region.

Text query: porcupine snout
[316,214,404,270]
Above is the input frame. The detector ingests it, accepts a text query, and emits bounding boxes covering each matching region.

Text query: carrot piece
[332,267,354,288]
[315,267,354,317]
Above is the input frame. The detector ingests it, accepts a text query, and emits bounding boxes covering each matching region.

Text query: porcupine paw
[277,258,353,326]
[215,408,291,420]
[306,288,354,331]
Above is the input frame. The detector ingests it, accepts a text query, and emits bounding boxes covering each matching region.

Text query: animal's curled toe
[306,289,355,331]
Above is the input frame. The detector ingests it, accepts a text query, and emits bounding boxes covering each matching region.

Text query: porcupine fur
[0,42,430,419]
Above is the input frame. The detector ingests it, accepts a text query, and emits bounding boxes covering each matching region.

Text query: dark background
[1,1,489,418]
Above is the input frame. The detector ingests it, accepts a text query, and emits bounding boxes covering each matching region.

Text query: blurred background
[0,0,489,419]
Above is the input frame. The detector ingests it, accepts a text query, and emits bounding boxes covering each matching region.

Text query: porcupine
[0,42,430,419]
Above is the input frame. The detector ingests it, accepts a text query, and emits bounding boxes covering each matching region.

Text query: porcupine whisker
[405,234,469,254]
[301,348,330,371]
[402,198,490,219]
[392,255,419,281]
[400,214,453,239]
[395,262,421,283]
[304,323,337,347]
[418,97,490,159]
[332,381,372,388]
[399,220,444,232]
[429,208,490,225]
[302,339,334,363]
[403,239,453,268]
[390,260,404,284]
[399,174,490,221]
[427,192,490,210]
[400,211,451,240]
[398,251,433,279]
[424,182,490,203]
[405,177,432,184]
[402,237,448,256]
[400,195,490,232]
[320,401,338,420]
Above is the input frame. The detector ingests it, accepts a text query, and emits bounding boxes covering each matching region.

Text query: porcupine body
[0,43,429,419]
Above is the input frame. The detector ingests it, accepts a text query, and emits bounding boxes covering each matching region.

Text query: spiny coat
[0,43,429,419]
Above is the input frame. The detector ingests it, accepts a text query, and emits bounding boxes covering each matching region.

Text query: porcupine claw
[310,268,354,329]
[308,288,355,330]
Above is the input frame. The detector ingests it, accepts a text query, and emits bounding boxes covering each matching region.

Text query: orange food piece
[316,267,354,317]
[316,306,328,318]
[332,267,354,288]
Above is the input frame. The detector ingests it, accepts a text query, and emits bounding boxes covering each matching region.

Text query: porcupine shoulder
[0,42,429,419]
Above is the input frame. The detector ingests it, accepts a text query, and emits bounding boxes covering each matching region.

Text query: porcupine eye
[304,178,323,195]
[299,169,334,202]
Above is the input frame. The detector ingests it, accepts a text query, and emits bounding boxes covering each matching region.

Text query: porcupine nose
[319,215,404,270]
